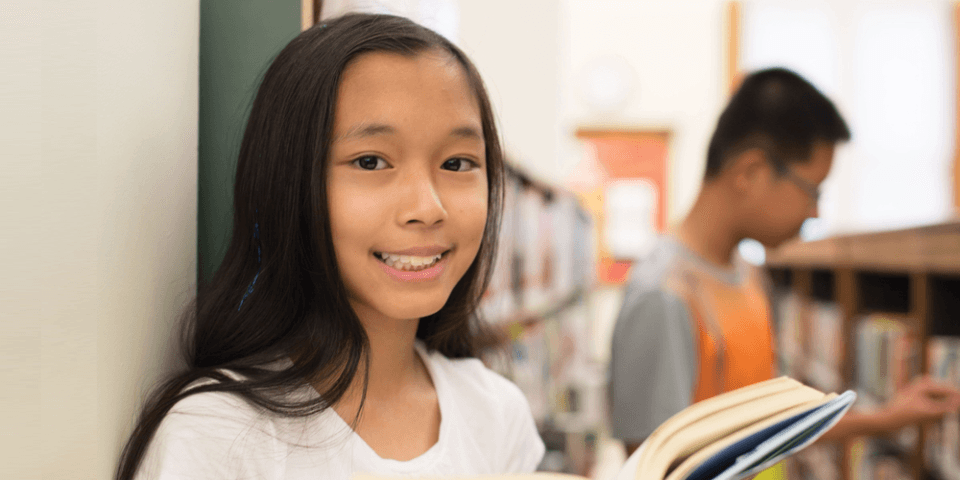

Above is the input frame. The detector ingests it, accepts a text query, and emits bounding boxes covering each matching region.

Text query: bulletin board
[573,128,671,285]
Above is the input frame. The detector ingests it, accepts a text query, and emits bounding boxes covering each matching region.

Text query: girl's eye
[352,156,389,171]
[441,158,478,172]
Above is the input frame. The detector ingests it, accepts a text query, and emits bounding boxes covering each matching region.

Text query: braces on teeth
[376,252,443,271]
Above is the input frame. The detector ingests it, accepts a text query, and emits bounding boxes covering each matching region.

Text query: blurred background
[4,1,959,479]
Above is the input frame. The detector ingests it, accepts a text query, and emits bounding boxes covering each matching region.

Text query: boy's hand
[881,376,960,429]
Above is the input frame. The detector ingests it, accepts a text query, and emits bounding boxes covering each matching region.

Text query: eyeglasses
[768,157,821,204]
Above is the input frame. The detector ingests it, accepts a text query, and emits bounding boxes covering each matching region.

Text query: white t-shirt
[613,443,645,480]
[135,343,545,480]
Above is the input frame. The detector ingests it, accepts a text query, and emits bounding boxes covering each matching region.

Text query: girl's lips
[375,251,448,282]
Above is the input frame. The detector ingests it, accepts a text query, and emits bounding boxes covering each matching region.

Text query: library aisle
[482,162,960,480]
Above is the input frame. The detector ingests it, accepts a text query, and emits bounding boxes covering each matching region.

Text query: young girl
[117,13,544,480]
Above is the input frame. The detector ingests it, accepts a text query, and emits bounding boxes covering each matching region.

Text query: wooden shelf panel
[767,221,960,274]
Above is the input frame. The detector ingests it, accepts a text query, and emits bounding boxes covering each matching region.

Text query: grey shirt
[608,237,755,443]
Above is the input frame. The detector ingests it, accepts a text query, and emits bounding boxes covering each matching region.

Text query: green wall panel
[199,0,300,280]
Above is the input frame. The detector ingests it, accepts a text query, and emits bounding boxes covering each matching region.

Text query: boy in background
[609,68,960,461]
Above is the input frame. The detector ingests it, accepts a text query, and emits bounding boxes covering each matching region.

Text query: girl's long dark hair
[116,13,504,480]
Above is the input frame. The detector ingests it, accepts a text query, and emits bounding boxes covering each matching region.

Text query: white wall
[459,0,562,185]
[460,1,728,222]
[741,0,957,237]
[559,0,729,223]
[463,0,956,231]
[1,2,199,478]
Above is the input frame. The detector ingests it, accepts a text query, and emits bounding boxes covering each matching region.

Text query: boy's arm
[819,376,960,442]
[610,289,697,456]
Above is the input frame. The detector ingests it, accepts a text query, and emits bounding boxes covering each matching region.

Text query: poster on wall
[604,179,658,261]
[571,129,670,285]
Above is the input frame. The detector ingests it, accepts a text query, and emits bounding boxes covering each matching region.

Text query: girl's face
[327,50,488,325]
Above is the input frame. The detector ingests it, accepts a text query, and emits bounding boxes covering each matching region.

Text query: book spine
[925,336,960,479]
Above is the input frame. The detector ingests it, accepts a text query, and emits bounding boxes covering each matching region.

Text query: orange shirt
[670,263,777,402]
[609,237,777,443]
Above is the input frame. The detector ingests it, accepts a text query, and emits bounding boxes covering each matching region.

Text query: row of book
[772,291,804,379]
[850,437,915,480]
[809,301,844,392]
[855,316,918,404]
[479,173,594,326]
[773,291,960,479]
[926,337,960,479]
[846,336,960,479]
[478,169,599,475]
[792,434,914,480]
[772,293,846,393]
[773,293,921,400]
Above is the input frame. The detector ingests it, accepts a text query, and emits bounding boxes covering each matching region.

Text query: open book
[620,376,855,480]
[353,377,855,480]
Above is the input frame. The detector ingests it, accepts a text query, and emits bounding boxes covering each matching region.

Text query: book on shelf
[925,336,960,479]
[807,301,843,392]
[353,377,856,480]
[855,314,918,403]
[850,437,915,480]
[792,443,842,480]
[772,291,803,378]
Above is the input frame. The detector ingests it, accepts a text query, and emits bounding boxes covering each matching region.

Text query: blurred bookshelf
[767,220,960,480]
[478,162,602,476]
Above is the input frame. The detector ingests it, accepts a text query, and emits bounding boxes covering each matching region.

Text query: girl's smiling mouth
[374,251,447,271]
[373,247,451,280]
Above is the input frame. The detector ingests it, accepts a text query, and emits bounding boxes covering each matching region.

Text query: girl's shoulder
[165,369,274,422]
[136,371,289,480]
[167,372,266,421]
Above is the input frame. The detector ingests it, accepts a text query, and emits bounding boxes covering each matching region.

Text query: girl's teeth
[378,252,442,270]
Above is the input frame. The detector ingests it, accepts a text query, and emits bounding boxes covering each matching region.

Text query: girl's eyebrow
[335,123,395,142]
[334,123,483,143]
[450,126,483,141]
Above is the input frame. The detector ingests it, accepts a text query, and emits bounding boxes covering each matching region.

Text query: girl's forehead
[331,50,483,140]
[339,50,475,98]
[337,50,467,99]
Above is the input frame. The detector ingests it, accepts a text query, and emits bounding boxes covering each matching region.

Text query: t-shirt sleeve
[500,381,546,473]
[134,391,285,480]
[609,288,697,443]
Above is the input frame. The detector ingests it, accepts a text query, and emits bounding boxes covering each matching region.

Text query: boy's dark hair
[704,67,850,179]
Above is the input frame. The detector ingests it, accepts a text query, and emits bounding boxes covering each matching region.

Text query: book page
[638,385,825,479]
[635,377,804,477]
[664,395,837,480]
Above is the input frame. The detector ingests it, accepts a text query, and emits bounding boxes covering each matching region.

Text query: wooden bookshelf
[769,221,960,274]
[766,220,960,480]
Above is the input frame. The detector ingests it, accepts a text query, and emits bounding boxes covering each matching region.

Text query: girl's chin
[365,300,448,323]
[392,306,446,321]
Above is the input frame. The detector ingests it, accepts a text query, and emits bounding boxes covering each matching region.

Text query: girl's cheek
[464,195,488,229]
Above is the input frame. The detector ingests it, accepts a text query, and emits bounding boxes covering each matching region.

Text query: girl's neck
[333,308,443,460]
[324,303,431,414]
[358,313,427,396]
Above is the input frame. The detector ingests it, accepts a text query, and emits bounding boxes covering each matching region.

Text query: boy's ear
[729,148,769,194]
